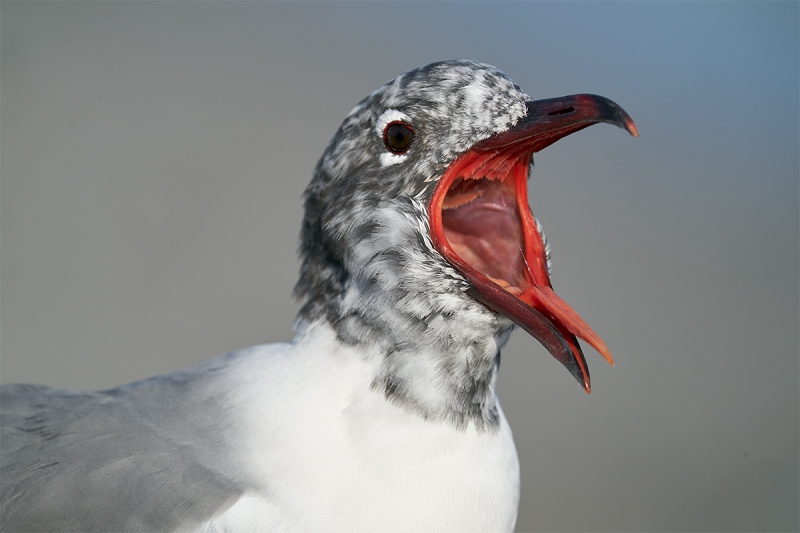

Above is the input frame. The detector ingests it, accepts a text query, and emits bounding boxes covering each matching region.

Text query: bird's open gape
[430,94,637,392]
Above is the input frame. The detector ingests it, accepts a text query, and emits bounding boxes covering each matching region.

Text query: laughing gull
[1,60,637,532]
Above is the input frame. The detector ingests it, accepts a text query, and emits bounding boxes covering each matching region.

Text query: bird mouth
[429,94,637,392]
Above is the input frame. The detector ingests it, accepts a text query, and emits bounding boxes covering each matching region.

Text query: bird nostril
[547,106,575,116]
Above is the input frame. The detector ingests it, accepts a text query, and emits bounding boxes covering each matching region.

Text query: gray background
[2,2,797,531]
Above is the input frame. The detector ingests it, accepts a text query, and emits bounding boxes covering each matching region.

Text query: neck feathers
[295,184,512,430]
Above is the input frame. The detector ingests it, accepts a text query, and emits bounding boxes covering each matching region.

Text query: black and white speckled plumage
[295,60,532,430]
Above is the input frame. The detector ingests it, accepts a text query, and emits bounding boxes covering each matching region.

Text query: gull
[1,60,637,532]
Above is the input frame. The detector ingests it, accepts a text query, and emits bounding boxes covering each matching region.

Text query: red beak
[429,94,637,392]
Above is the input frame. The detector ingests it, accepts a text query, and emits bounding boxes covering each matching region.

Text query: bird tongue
[429,94,637,392]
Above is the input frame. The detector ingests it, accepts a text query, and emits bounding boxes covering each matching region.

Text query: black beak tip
[563,340,592,394]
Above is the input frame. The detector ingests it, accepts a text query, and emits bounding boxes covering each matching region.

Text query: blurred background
[2,2,797,531]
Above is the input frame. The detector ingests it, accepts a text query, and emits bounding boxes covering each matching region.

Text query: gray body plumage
[1,352,256,531]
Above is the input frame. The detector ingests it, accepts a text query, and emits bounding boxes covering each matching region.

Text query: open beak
[429,94,637,392]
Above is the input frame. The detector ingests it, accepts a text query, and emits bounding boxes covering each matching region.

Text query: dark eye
[383,121,414,154]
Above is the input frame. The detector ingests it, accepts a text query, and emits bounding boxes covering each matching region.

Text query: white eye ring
[376,109,412,167]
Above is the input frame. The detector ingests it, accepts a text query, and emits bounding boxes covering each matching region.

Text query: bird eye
[383,121,414,154]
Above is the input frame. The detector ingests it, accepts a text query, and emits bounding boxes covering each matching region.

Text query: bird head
[296,60,636,394]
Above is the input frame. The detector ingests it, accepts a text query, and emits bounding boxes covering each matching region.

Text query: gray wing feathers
[1,369,247,532]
